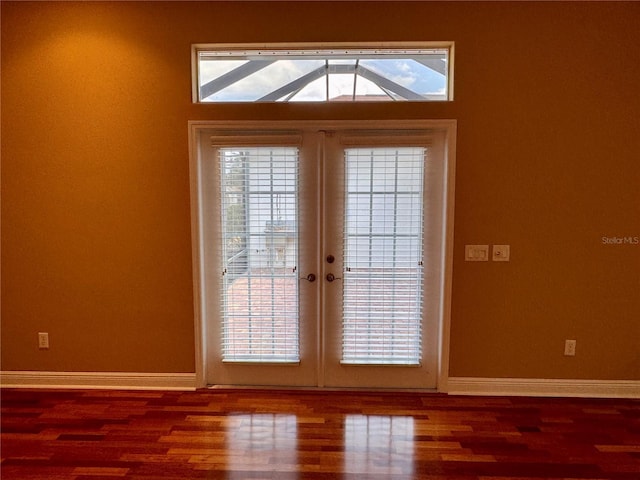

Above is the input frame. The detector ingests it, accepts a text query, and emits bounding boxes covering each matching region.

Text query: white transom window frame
[191,42,455,103]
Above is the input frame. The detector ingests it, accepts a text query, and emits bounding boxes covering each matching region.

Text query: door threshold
[207,384,440,394]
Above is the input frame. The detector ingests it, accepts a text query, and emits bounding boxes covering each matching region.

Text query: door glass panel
[342,148,425,365]
[220,147,299,362]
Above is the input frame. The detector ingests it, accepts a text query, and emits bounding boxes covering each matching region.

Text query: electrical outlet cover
[564,339,576,356]
[38,332,50,349]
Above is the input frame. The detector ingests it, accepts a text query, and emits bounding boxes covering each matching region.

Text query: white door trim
[188,119,457,391]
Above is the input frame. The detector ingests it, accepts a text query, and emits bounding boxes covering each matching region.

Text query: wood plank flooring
[1,388,639,479]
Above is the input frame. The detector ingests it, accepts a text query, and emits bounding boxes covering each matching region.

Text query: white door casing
[189,120,456,390]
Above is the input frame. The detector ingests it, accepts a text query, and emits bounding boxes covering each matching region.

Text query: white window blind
[342,147,425,365]
[220,147,299,362]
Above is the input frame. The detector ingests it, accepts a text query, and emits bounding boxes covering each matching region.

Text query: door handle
[301,273,316,282]
[326,273,342,282]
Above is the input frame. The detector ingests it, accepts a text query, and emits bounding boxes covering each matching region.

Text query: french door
[190,121,455,389]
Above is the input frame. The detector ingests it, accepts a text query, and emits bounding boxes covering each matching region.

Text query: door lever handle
[326,273,342,282]
[301,273,316,282]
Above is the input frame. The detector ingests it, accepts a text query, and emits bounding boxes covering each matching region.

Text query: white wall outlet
[564,339,576,356]
[38,332,49,349]
[465,245,489,261]
[492,244,511,261]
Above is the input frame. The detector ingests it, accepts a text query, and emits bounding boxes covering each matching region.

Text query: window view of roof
[195,46,452,103]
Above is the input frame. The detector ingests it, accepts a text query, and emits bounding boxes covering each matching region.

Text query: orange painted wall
[2,1,639,379]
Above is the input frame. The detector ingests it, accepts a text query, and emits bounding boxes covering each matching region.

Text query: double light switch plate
[465,244,510,262]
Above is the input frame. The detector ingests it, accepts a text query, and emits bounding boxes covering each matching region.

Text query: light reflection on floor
[344,414,415,476]
[224,412,414,476]
[225,413,299,476]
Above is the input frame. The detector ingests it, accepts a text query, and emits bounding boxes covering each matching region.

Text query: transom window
[193,43,453,103]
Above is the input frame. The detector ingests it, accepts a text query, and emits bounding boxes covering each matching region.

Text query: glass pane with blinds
[220,147,299,362]
[342,147,425,365]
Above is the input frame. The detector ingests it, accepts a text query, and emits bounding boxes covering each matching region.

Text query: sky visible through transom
[196,47,450,102]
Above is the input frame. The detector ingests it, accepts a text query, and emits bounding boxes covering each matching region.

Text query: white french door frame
[188,119,457,391]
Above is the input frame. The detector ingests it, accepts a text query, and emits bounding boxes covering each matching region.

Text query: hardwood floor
[1,388,639,479]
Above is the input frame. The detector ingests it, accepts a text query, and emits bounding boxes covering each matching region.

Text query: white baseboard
[447,377,640,399]
[0,371,197,391]
[2,372,637,398]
